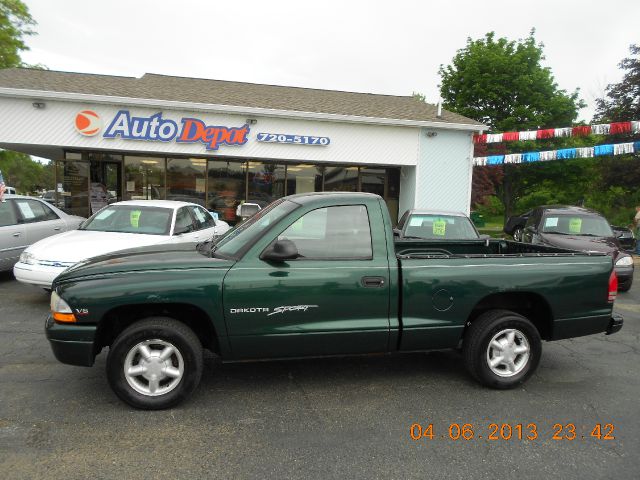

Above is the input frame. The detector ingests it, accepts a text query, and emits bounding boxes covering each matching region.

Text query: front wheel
[512,227,524,242]
[107,317,203,409]
[463,310,541,389]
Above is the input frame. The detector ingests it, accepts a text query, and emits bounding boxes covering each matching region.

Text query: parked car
[46,193,621,409]
[40,190,66,208]
[522,206,634,291]
[394,209,481,240]
[611,225,636,253]
[0,194,85,272]
[504,210,532,241]
[13,200,230,288]
[5,186,17,195]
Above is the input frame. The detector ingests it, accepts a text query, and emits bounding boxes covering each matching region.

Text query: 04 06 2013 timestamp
[409,422,616,442]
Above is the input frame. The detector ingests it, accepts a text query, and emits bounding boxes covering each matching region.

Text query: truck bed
[394,238,614,352]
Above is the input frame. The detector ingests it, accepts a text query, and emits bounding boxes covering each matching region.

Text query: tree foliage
[0,150,54,193]
[0,0,36,69]
[439,31,585,132]
[593,44,640,122]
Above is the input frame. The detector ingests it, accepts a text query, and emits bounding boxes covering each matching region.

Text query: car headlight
[615,256,634,267]
[50,290,76,323]
[19,251,36,265]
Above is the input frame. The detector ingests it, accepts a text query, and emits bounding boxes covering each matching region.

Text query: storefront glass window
[247,161,285,208]
[56,160,90,218]
[207,160,246,225]
[167,158,207,206]
[285,164,323,195]
[323,166,359,192]
[124,156,166,201]
[360,167,400,223]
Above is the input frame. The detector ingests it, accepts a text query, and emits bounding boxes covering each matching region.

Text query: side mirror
[237,203,261,219]
[479,234,491,240]
[174,225,192,235]
[393,228,401,237]
[261,239,299,262]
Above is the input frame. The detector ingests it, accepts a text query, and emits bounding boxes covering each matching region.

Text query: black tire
[512,227,524,242]
[463,309,541,389]
[107,317,203,410]
[618,279,632,292]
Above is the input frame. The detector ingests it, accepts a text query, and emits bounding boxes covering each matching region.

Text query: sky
[18,0,640,124]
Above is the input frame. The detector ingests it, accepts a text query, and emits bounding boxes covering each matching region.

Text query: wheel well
[95,303,220,354]
[465,292,553,340]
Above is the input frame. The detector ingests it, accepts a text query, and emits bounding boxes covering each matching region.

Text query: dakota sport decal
[228,305,319,316]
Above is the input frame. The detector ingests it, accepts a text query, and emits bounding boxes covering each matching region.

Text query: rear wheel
[463,310,541,389]
[107,317,203,409]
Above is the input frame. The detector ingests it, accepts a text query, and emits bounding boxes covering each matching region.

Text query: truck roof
[286,191,381,205]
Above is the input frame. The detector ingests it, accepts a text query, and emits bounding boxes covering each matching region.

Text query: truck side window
[278,205,373,259]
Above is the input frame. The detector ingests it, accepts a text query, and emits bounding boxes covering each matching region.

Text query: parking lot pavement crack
[286,368,326,427]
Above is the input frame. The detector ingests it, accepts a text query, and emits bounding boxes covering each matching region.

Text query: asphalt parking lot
[1,268,639,479]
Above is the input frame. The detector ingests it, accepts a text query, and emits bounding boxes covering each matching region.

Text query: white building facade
[0,69,485,224]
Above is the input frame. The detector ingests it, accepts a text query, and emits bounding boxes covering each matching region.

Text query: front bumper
[615,264,634,289]
[606,313,624,335]
[14,262,67,288]
[45,314,97,366]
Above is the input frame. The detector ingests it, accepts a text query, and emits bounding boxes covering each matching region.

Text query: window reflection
[124,157,166,201]
[286,164,323,195]
[167,158,206,206]
[247,161,285,208]
[207,160,246,225]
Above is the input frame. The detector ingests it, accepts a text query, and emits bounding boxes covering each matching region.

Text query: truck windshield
[214,199,299,258]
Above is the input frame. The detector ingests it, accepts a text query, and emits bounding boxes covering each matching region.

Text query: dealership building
[0,68,485,223]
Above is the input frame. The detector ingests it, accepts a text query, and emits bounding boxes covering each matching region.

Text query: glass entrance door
[90,160,121,214]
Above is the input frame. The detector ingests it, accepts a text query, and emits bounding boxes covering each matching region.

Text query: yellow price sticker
[130,210,141,228]
[568,218,582,234]
[433,219,446,236]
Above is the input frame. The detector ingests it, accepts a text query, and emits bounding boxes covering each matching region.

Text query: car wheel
[618,279,632,292]
[512,227,524,242]
[463,309,541,389]
[107,317,203,410]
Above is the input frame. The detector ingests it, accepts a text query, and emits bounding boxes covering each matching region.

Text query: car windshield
[214,199,299,258]
[80,205,173,236]
[541,214,613,237]
[403,214,479,239]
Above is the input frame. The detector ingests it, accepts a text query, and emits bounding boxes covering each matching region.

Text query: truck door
[223,203,391,359]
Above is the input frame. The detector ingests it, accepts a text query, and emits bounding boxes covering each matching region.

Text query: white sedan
[13,200,229,288]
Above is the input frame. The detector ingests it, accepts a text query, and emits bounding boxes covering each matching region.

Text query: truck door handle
[54,227,61,231]
[13,232,21,237]
[361,276,386,288]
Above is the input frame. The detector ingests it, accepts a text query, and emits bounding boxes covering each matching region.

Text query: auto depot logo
[73,109,250,151]
[74,110,102,136]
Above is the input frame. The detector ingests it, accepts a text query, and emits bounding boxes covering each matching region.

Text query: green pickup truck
[46,192,623,409]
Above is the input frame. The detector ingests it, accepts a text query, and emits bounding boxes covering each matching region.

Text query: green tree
[439,31,585,132]
[0,150,53,193]
[593,44,640,122]
[439,31,586,219]
[0,0,36,68]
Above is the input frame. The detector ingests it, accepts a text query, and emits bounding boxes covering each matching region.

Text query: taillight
[608,270,618,303]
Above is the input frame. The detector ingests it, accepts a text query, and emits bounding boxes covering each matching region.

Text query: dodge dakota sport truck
[46,192,623,409]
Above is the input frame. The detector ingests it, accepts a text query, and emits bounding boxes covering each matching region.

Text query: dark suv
[522,206,634,292]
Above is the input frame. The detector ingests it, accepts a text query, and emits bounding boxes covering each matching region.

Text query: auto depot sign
[74,110,330,151]
[74,110,250,151]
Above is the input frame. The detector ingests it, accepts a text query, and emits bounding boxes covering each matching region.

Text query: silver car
[0,194,85,272]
